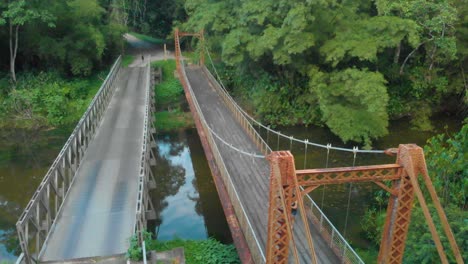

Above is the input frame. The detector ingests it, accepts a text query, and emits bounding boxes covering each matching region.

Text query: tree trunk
[429,24,445,71]
[400,40,430,75]
[9,22,17,83]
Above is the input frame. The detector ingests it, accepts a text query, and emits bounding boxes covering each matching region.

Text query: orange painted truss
[266,144,463,264]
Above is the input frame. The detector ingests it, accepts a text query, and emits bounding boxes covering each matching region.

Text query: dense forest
[0,0,182,128]
[0,0,124,128]
[181,0,467,147]
[4,0,465,145]
[0,0,183,77]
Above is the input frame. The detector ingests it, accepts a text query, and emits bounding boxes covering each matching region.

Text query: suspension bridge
[174,29,463,264]
[13,29,463,264]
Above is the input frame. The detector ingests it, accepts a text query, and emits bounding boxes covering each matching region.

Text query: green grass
[149,238,240,264]
[151,59,193,132]
[122,54,135,67]
[155,110,193,132]
[184,51,200,64]
[130,32,167,45]
[152,60,184,109]
[152,59,177,81]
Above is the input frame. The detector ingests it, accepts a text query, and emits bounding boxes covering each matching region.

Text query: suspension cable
[176,45,266,160]
[320,144,332,209]
[343,147,358,240]
[205,122,265,158]
[204,46,386,154]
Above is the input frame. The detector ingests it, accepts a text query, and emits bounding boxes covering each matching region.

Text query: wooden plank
[186,67,340,264]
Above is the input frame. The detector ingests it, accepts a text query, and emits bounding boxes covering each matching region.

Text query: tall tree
[309,67,389,146]
[0,0,54,83]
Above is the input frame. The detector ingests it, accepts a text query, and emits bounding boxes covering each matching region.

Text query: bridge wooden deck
[185,66,339,263]
[40,66,148,261]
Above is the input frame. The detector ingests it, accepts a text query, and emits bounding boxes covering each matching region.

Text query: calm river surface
[0,115,461,261]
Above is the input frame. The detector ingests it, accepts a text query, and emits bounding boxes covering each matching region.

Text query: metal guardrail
[15,56,122,264]
[176,45,267,263]
[201,66,272,156]
[15,253,24,264]
[134,58,157,245]
[303,193,365,264]
[203,63,365,263]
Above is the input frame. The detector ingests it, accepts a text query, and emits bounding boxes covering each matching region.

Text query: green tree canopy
[310,68,389,146]
[182,0,465,146]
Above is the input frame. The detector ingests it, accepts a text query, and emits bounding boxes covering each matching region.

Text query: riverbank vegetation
[152,238,240,264]
[359,123,467,262]
[127,233,240,264]
[0,0,128,129]
[0,71,105,129]
[152,59,194,132]
[181,0,467,147]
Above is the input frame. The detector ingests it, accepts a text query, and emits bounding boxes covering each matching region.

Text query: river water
[0,115,461,261]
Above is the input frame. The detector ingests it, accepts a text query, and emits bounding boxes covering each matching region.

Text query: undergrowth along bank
[152,59,193,132]
[151,238,240,264]
[0,71,105,129]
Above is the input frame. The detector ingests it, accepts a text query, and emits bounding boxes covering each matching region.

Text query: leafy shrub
[1,71,103,128]
[70,56,93,76]
[424,124,467,208]
[403,205,468,263]
[152,60,184,110]
[155,79,184,109]
[151,238,240,264]
[360,125,468,263]
[126,231,153,261]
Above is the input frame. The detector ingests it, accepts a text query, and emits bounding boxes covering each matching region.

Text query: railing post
[17,226,30,264]
[143,240,147,264]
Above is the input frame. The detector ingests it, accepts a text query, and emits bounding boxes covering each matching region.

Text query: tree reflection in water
[186,130,232,243]
[149,132,186,238]
[148,129,232,242]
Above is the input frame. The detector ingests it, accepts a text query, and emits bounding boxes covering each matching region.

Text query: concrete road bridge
[16,56,157,263]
